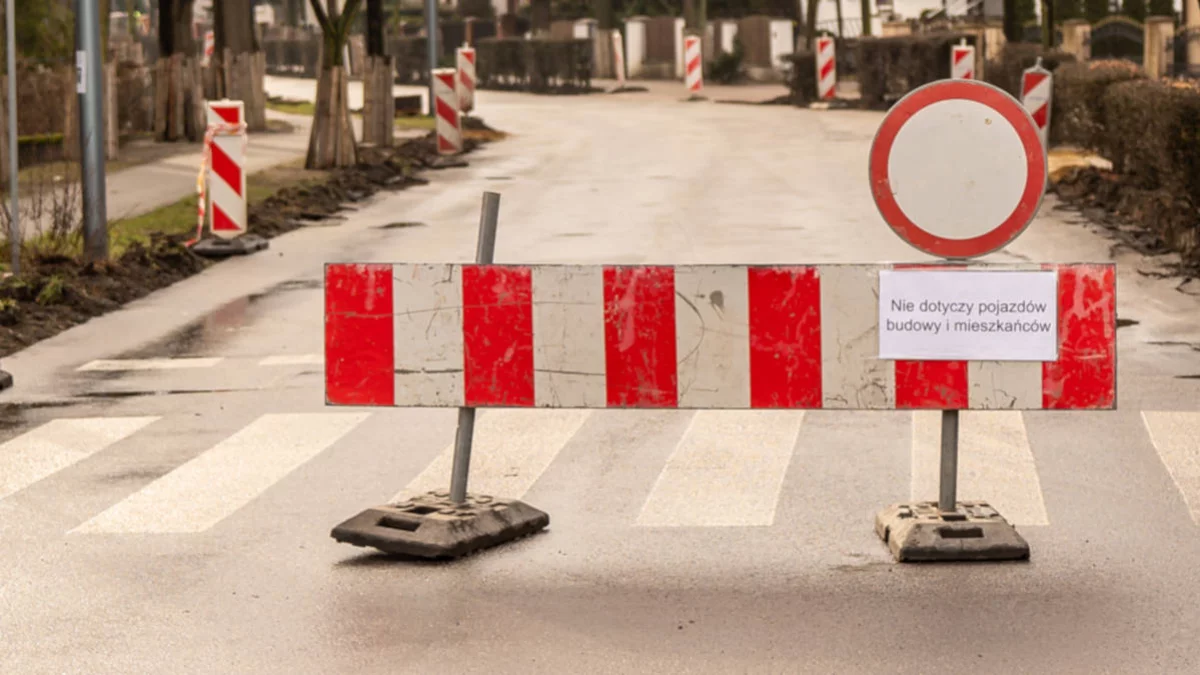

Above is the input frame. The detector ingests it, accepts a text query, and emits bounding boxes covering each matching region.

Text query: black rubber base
[0,369,13,391]
[191,234,269,259]
[875,502,1030,562]
[608,85,648,94]
[331,491,549,560]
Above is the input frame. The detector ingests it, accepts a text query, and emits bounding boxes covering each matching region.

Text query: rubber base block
[875,501,1030,562]
[331,491,549,560]
[429,156,469,169]
[191,234,269,259]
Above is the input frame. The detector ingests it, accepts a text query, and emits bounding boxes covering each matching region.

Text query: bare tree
[306,0,362,169]
[362,0,394,147]
[154,0,205,142]
[212,0,268,131]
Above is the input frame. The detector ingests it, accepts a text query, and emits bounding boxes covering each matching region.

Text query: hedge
[475,38,593,94]
[856,32,980,109]
[1051,60,1144,150]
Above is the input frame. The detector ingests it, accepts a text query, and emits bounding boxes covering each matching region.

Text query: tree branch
[308,0,332,32]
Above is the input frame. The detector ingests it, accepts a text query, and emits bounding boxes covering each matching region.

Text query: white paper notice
[878,270,1059,361]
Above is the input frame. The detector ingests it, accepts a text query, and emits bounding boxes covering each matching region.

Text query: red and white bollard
[816,36,836,100]
[612,30,627,88]
[1021,57,1053,154]
[432,68,463,156]
[684,35,703,96]
[202,30,214,68]
[951,39,974,79]
[204,100,246,239]
[456,45,476,114]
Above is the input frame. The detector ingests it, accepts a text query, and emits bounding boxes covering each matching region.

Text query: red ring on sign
[869,80,1047,259]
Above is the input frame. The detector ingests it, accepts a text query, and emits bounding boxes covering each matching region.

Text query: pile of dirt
[1053,166,1200,270]
[0,130,495,358]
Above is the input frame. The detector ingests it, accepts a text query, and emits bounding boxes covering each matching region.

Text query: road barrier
[1021,58,1052,153]
[816,36,836,100]
[951,39,974,79]
[432,68,463,156]
[456,46,476,114]
[684,35,703,97]
[190,100,267,258]
[324,80,1116,563]
[613,31,627,88]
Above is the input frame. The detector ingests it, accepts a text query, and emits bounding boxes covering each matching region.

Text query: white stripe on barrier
[72,413,369,534]
[820,265,894,409]
[675,265,750,409]
[532,265,607,408]
[393,263,464,407]
[968,361,1043,409]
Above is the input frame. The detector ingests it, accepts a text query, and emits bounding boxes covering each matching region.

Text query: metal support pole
[424,0,438,118]
[77,0,108,263]
[449,191,501,504]
[6,0,19,274]
[938,409,959,513]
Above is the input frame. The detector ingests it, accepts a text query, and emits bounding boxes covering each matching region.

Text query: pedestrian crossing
[2,407,1200,537]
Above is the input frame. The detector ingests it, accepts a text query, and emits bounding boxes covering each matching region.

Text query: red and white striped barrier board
[1021,60,1052,152]
[203,100,247,239]
[816,36,836,100]
[432,68,463,155]
[951,43,974,79]
[456,46,476,114]
[613,30,627,86]
[684,35,703,94]
[325,262,1115,411]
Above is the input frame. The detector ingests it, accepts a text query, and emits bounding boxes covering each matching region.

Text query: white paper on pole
[75,51,86,94]
[877,270,1059,361]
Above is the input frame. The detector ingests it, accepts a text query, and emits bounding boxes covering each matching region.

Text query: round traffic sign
[869,79,1047,260]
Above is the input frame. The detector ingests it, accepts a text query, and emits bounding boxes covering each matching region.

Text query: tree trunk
[362,55,395,147]
[306,0,362,169]
[213,0,267,132]
[531,0,551,36]
[154,0,204,142]
[805,0,819,50]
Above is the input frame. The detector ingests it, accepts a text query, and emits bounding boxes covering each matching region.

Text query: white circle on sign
[886,98,1028,241]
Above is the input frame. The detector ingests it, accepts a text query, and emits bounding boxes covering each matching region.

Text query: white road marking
[1141,411,1200,525]
[72,413,369,534]
[911,411,1049,526]
[394,409,592,501]
[636,410,802,527]
[77,358,224,372]
[0,417,160,501]
[258,354,323,366]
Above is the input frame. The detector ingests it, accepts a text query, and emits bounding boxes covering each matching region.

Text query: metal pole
[77,0,108,263]
[424,0,438,117]
[938,409,959,513]
[449,191,501,504]
[6,0,18,274]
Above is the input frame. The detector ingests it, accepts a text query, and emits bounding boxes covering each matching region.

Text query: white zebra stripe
[72,413,369,534]
[78,358,223,372]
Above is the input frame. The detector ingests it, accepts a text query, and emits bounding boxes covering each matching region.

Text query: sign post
[870,79,1063,562]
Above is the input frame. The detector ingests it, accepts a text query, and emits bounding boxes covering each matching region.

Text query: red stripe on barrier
[436,97,458,127]
[1030,103,1048,128]
[438,134,457,153]
[325,264,395,406]
[461,71,475,88]
[212,105,240,125]
[211,202,239,231]
[603,266,678,407]
[465,51,476,64]
[748,267,821,408]
[687,58,701,75]
[210,141,242,197]
[954,49,970,65]
[435,71,456,89]
[1023,72,1048,93]
[462,265,535,407]
[819,59,834,80]
[895,361,969,409]
[1043,265,1116,409]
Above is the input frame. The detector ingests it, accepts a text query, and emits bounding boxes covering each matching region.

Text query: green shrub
[1051,60,1144,149]
[710,36,745,84]
[785,50,817,104]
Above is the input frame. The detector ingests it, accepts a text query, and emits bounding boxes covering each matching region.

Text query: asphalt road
[3,82,1200,673]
